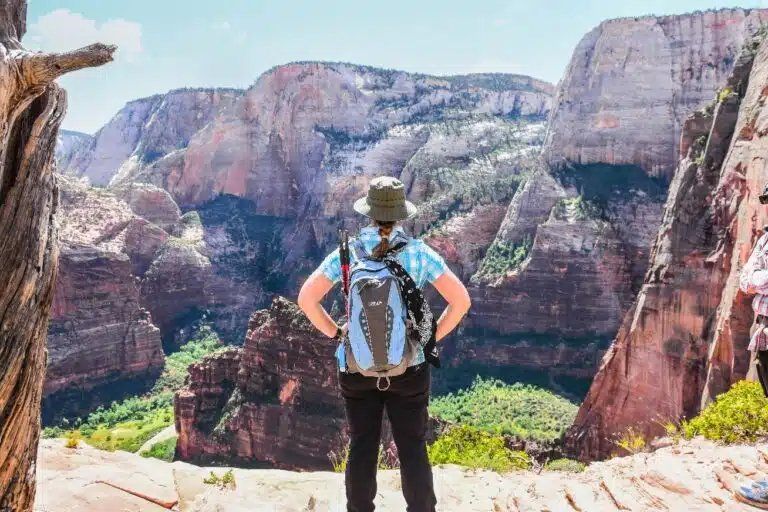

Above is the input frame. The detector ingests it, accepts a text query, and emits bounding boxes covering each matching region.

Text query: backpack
[343,236,419,388]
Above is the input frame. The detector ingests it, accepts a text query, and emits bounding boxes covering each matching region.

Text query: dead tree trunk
[0,2,114,510]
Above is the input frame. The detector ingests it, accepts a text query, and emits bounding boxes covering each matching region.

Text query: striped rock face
[545,8,768,180]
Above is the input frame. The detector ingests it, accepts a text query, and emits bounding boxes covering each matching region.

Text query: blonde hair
[371,220,396,259]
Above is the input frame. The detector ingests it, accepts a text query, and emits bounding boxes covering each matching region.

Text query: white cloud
[28,9,142,63]
[212,21,231,31]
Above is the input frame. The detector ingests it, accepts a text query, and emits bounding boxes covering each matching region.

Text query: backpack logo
[368,300,383,307]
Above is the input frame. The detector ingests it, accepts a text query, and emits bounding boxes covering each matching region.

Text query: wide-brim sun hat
[353,176,418,222]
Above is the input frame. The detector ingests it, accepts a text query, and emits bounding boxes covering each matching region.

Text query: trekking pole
[339,229,351,299]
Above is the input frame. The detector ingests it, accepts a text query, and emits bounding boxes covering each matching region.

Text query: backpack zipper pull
[376,376,391,391]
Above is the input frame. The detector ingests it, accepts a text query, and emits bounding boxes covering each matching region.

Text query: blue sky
[26,0,766,133]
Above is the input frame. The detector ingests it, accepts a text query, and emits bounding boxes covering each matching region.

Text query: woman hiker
[298,176,471,512]
[736,183,768,510]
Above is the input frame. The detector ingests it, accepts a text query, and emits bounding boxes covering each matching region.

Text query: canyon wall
[44,177,290,412]
[567,34,768,460]
[463,7,768,354]
[545,8,768,179]
[44,179,168,419]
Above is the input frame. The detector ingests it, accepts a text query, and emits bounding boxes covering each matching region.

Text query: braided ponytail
[371,220,396,259]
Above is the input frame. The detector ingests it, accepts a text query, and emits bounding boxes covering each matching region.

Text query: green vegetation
[681,380,768,443]
[717,86,734,104]
[552,196,603,221]
[427,425,531,472]
[203,469,237,490]
[141,436,178,462]
[544,458,586,473]
[64,434,80,449]
[614,427,647,456]
[329,443,399,473]
[429,378,577,444]
[42,326,222,453]
[474,236,532,280]
[154,326,222,392]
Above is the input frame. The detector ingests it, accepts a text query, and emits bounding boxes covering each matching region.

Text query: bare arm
[431,269,471,341]
[297,271,339,338]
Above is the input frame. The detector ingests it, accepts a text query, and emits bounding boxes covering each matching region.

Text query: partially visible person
[739,187,768,395]
[736,183,768,510]
[298,176,471,512]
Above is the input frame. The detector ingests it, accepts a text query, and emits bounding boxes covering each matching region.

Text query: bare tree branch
[20,43,117,86]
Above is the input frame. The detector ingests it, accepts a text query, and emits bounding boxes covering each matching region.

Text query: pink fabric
[741,233,768,351]
[749,319,768,352]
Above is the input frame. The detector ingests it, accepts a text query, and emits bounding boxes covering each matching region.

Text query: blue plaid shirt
[317,226,448,368]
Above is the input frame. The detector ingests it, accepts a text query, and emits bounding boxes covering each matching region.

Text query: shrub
[328,442,399,473]
[615,427,647,455]
[544,458,586,473]
[427,425,531,472]
[682,380,768,443]
[717,86,734,103]
[221,469,236,489]
[141,436,177,462]
[429,377,577,444]
[552,196,602,221]
[203,471,220,485]
[328,444,349,473]
[64,434,80,449]
[204,469,236,490]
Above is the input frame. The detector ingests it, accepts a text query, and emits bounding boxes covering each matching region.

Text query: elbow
[297,283,312,314]
[458,288,472,316]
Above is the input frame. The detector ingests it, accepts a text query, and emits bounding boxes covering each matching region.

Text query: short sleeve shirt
[318,226,448,288]
[315,226,448,368]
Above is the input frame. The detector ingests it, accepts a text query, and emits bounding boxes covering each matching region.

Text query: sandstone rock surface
[59,88,242,187]
[545,8,768,179]
[44,178,167,417]
[567,34,768,460]
[36,437,768,511]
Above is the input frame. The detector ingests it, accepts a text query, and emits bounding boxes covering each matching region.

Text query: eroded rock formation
[567,34,768,460]
[0,0,114,508]
[175,297,346,469]
[465,7,768,357]
[545,8,768,179]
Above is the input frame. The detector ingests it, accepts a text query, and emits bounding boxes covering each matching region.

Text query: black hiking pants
[756,350,768,397]
[340,363,437,512]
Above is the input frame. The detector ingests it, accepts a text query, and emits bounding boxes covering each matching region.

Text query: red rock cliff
[175,297,346,469]
[545,8,768,179]
[567,35,768,460]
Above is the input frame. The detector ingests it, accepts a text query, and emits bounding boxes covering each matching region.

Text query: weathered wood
[0,1,114,510]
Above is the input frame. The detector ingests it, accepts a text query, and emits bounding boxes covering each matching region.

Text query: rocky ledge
[36,438,768,511]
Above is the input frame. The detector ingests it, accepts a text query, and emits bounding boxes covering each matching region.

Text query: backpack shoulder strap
[350,238,369,261]
[382,231,410,259]
[382,258,440,368]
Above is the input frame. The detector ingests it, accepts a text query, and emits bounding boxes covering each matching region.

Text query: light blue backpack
[344,236,418,388]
